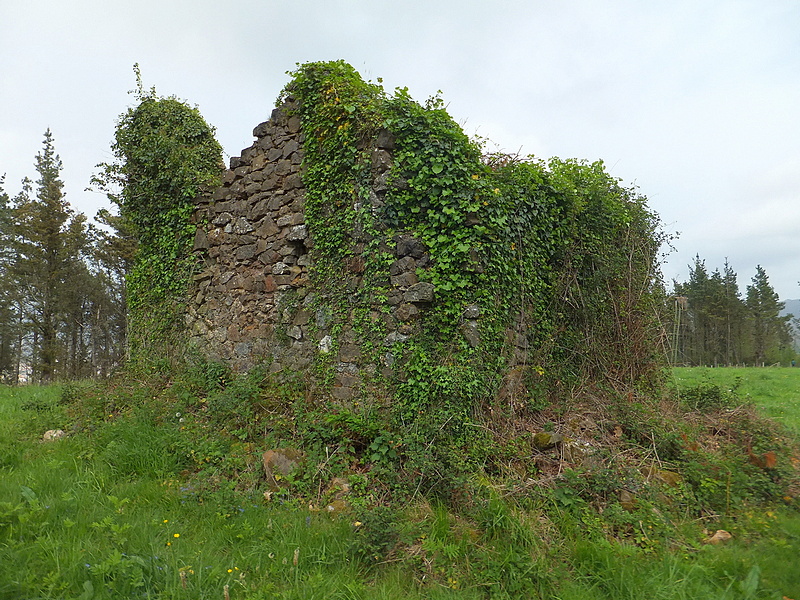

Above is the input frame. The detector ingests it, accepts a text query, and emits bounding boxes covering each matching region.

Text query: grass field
[672,366,800,434]
[1,370,799,599]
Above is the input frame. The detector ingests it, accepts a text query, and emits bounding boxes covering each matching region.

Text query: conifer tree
[720,259,745,364]
[11,130,89,381]
[746,265,791,365]
[0,175,17,380]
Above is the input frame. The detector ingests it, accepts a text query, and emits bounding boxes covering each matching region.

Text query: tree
[745,265,792,365]
[10,130,90,382]
[0,174,18,381]
[85,208,135,376]
[673,256,716,365]
[720,259,746,364]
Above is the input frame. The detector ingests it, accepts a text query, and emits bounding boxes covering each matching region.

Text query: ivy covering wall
[270,61,668,489]
[284,60,665,402]
[97,74,224,368]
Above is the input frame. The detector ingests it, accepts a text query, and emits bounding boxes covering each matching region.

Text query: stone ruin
[186,98,447,401]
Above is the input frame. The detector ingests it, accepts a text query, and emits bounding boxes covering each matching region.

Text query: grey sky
[2,0,798,298]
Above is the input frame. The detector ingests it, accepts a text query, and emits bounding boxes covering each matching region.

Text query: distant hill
[782,299,800,318]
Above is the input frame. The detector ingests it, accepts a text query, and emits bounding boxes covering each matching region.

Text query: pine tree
[745,265,791,365]
[674,256,714,364]
[86,208,134,375]
[721,259,745,364]
[11,130,90,381]
[0,174,18,381]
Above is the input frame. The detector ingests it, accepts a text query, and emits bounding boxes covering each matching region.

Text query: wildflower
[353,521,363,527]
[471,174,479,180]
[228,569,233,573]
[163,519,168,523]
[173,533,180,538]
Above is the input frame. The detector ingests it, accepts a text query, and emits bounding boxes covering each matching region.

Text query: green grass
[1,375,799,599]
[672,366,800,434]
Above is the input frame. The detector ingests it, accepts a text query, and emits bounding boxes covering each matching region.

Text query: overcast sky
[2,0,798,298]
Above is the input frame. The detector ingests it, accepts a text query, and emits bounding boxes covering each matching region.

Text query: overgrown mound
[57,366,800,596]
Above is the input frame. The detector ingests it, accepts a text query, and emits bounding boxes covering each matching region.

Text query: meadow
[672,366,800,434]
[1,368,798,599]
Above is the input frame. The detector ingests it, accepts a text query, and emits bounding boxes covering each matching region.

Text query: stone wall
[186,99,441,400]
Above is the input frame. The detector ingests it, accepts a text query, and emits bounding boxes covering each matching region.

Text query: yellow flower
[228,569,233,573]
[173,533,180,538]
[471,174,479,180]
[353,521,363,527]
[163,519,168,524]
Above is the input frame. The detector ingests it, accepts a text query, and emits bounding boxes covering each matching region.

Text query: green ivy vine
[96,68,224,369]
[281,61,666,491]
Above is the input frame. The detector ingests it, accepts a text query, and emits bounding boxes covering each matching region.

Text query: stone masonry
[186,98,440,400]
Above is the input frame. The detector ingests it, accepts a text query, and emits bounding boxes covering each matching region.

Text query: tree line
[0,130,132,383]
[667,256,795,366]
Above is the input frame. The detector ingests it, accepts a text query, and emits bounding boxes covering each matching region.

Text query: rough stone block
[395,236,426,258]
[395,303,419,322]
[193,229,209,250]
[287,115,301,133]
[262,448,304,491]
[256,216,280,238]
[338,344,361,362]
[285,173,304,189]
[404,282,435,303]
[282,139,300,157]
[286,225,307,241]
[235,244,257,261]
[253,121,270,138]
[371,148,392,172]
[390,272,419,288]
[331,386,354,401]
[389,256,416,276]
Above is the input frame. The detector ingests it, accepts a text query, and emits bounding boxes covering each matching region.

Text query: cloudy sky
[2,0,799,298]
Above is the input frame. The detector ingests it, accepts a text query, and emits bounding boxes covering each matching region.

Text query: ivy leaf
[431,163,444,174]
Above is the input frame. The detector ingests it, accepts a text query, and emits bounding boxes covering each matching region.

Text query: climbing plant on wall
[94,66,224,369]
[281,61,667,492]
